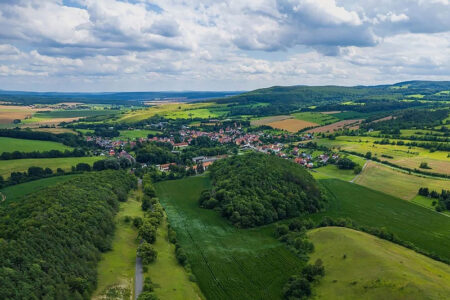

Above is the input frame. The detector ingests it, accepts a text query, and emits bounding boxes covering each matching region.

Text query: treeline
[374,138,450,152]
[200,153,324,228]
[0,128,87,147]
[0,170,137,299]
[418,188,450,212]
[0,149,86,160]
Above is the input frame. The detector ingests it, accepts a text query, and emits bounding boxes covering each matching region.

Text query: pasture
[315,136,450,175]
[307,119,363,133]
[155,176,305,300]
[267,119,318,132]
[0,137,72,154]
[0,175,77,205]
[354,161,450,201]
[313,179,450,262]
[116,129,161,140]
[312,155,366,182]
[0,156,101,178]
[308,227,450,300]
[145,213,204,300]
[291,112,339,125]
[93,189,143,299]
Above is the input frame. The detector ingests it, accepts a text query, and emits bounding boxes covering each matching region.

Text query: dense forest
[0,170,136,299]
[200,153,324,228]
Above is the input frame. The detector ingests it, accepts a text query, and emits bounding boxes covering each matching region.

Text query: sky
[0,0,449,92]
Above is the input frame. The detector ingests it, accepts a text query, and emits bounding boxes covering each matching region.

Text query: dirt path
[350,160,368,183]
[0,192,5,202]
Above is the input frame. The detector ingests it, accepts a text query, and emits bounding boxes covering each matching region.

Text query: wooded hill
[200,153,324,228]
[0,170,136,299]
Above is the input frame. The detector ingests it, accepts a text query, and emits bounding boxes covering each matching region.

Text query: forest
[201,153,324,228]
[0,170,136,299]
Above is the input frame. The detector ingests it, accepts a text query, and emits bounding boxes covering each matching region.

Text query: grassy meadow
[313,179,450,262]
[145,213,204,300]
[0,156,101,177]
[93,189,144,299]
[291,112,339,125]
[0,137,72,154]
[308,227,450,300]
[155,176,305,300]
[116,129,161,140]
[354,161,450,201]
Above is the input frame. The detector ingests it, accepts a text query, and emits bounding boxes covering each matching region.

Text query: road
[350,160,368,183]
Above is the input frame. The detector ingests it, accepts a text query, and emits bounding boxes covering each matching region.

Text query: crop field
[268,119,318,132]
[354,161,450,201]
[93,190,143,299]
[145,213,204,300]
[291,112,339,125]
[0,156,101,178]
[0,137,72,154]
[155,176,305,300]
[312,179,450,262]
[31,127,76,134]
[0,105,47,124]
[120,103,224,122]
[308,227,450,300]
[0,175,77,205]
[250,115,292,126]
[307,119,363,133]
[315,136,450,175]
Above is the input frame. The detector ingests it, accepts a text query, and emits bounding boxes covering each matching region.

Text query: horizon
[0,1,449,92]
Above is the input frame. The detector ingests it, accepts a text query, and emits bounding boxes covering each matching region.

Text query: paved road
[135,254,143,299]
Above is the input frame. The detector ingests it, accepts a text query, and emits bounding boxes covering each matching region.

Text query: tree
[76,163,91,172]
[142,196,152,211]
[104,158,120,170]
[353,165,362,174]
[337,158,356,170]
[197,163,205,174]
[139,222,157,243]
[419,162,431,169]
[137,242,157,264]
[365,151,372,159]
[137,292,159,300]
[93,160,105,171]
[119,157,132,169]
[0,175,4,188]
[283,276,311,300]
[28,166,45,178]
[175,247,187,266]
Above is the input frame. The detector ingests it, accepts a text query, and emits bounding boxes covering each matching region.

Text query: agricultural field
[145,213,204,300]
[291,112,339,125]
[155,176,305,300]
[0,104,47,124]
[308,227,450,300]
[0,175,77,205]
[116,129,161,140]
[313,179,450,262]
[249,115,292,126]
[315,136,450,175]
[0,156,101,177]
[307,119,363,133]
[0,137,72,154]
[93,189,143,299]
[120,103,224,122]
[354,161,450,201]
[31,127,77,134]
[268,119,318,133]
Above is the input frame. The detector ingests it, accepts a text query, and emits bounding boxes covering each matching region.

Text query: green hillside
[308,227,450,300]
[0,137,72,154]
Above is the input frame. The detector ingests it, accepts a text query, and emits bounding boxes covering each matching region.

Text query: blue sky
[0,0,449,92]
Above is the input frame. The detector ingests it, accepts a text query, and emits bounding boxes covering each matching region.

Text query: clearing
[155,176,305,300]
[93,190,143,300]
[308,227,450,300]
[0,137,72,154]
[0,156,101,177]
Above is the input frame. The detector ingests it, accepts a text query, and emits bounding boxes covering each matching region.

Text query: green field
[308,227,450,300]
[291,112,339,125]
[116,129,161,140]
[0,137,72,154]
[0,175,77,205]
[155,176,305,300]
[0,156,101,177]
[354,161,450,201]
[313,179,450,262]
[33,109,119,118]
[145,213,204,300]
[315,136,450,175]
[312,155,366,181]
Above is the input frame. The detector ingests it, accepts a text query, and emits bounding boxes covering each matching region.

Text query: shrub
[137,242,158,265]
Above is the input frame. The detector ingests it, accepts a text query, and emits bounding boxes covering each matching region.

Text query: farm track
[350,160,368,183]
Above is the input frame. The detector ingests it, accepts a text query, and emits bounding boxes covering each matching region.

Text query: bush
[137,242,158,265]
[138,221,157,243]
[175,247,188,266]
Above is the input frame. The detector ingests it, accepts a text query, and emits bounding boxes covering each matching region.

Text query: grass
[308,227,450,300]
[315,136,450,175]
[313,179,450,262]
[32,109,119,119]
[120,103,224,122]
[291,112,339,125]
[145,213,205,300]
[0,175,77,205]
[0,156,101,177]
[0,137,72,154]
[354,161,450,200]
[93,190,143,299]
[116,129,161,140]
[155,176,305,300]
[312,155,366,181]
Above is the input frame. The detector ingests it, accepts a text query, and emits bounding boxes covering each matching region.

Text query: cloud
[0,0,448,91]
